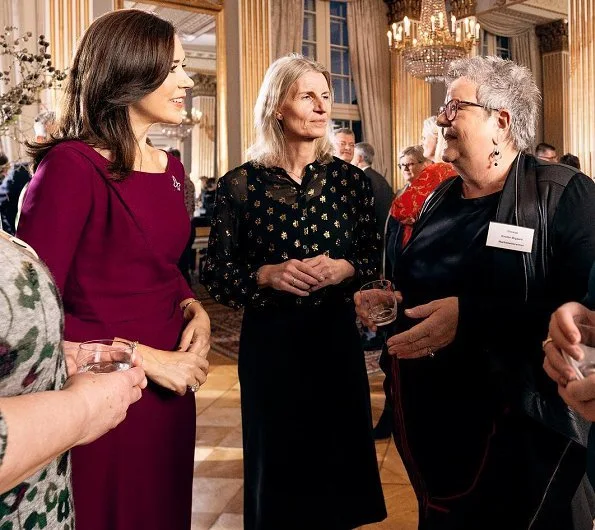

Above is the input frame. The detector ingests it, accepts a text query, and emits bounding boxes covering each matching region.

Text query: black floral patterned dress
[204,157,387,530]
[0,235,74,529]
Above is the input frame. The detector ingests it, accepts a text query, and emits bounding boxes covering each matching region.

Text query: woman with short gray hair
[356,55,595,528]
[444,55,540,152]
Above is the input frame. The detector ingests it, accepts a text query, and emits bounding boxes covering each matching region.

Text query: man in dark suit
[353,142,394,242]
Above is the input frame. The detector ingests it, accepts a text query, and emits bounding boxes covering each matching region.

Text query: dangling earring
[492,145,502,167]
[276,113,283,120]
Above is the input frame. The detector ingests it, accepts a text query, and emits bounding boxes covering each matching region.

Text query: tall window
[481,30,512,59]
[302,0,317,60]
[302,0,361,140]
[329,3,355,105]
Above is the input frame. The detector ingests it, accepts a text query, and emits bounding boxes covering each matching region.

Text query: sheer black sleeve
[203,168,259,309]
[346,167,381,284]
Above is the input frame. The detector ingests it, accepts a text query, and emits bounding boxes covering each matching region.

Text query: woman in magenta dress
[17,10,210,530]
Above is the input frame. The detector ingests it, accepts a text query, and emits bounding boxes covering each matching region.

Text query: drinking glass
[359,280,398,328]
[563,322,595,379]
[77,339,133,374]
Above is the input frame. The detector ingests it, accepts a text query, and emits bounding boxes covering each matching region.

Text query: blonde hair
[422,116,438,140]
[247,54,334,166]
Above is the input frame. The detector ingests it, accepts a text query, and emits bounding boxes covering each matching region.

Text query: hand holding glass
[359,280,398,327]
[563,323,595,379]
[76,339,133,374]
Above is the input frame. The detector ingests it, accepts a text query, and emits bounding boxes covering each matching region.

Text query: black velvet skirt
[239,302,387,530]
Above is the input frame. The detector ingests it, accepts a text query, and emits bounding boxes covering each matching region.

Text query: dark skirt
[239,302,387,530]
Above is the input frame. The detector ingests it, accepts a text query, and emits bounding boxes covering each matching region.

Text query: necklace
[284,167,304,182]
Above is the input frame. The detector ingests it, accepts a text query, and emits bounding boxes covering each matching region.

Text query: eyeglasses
[398,162,420,170]
[438,98,498,121]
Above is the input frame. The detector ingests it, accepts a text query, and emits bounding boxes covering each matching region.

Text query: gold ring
[542,337,554,350]
[427,346,434,358]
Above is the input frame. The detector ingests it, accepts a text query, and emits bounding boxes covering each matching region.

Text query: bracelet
[181,299,202,315]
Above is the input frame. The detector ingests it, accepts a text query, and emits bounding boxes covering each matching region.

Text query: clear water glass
[359,279,398,327]
[564,322,595,379]
[77,339,133,374]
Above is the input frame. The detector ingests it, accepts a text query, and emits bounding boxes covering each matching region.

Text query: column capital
[449,0,477,19]
[384,0,421,24]
[191,73,217,98]
[536,19,568,54]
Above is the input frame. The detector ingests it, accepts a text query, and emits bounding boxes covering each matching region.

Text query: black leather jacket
[403,152,594,446]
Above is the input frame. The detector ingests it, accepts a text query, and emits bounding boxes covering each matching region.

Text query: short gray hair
[354,142,374,165]
[444,56,540,151]
[333,127,354,138]
[247,54,334,166]
[399,145,428,163]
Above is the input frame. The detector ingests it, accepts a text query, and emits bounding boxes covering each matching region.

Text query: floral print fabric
[0,235,74,529]
[204,157,380,309]
[390,162,458,247]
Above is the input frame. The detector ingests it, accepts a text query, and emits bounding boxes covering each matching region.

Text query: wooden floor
[191,351,418,529]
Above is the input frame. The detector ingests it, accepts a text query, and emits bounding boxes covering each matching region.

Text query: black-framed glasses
[398,162,420,170]
[438,98,497,121]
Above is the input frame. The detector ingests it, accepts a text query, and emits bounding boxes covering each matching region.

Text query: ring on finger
[291,277,296,287]
[542,336,554,350]
[188,382,200,393]
[426,346,435,358]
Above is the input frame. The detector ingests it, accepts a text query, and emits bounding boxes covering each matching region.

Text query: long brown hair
[28,9,175,180]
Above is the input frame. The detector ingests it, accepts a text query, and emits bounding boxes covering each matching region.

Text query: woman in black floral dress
[203,54,386,530]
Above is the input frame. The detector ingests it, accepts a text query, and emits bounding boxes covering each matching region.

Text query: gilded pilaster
[49,0,92,72]
[536,19,569,155]
[385,0,431,190]
[390,52,431,190]
[568,0,595,177]
[240,0,270,160]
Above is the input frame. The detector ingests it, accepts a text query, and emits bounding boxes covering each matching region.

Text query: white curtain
[346,0,392,179]
[478,11,543,144]
[270,0,304,59]
[191,96,216,181]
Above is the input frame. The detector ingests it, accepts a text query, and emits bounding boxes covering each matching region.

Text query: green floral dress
[0,235,74,529]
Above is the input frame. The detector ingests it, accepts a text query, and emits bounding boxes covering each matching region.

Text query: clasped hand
[258,255,355,296]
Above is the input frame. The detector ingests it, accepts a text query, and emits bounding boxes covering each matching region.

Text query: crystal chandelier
[161,108,203,140]
[387,0,480,83]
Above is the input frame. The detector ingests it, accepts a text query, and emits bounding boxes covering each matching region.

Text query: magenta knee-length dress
[17,141,197,530]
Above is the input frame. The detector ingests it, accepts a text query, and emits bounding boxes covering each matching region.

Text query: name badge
[486,222,534,253]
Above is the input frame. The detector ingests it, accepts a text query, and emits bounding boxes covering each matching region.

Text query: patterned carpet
[195,284,382,374]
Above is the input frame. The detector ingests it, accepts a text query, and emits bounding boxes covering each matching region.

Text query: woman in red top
[392,121,458,247]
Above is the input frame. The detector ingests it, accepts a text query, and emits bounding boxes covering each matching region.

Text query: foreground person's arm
[0,366,146,494]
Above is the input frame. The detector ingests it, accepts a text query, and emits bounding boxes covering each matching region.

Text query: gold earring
[276,113,282,120]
